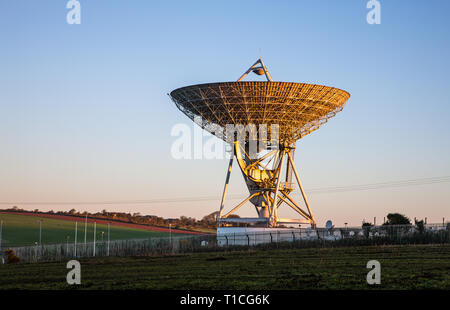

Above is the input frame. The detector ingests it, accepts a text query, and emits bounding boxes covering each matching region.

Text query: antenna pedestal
[218,142,316,228]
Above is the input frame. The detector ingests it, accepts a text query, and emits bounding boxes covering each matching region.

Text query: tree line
[2,206,225,231]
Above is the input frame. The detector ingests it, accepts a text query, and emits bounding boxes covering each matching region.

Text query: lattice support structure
[217,141,316,228]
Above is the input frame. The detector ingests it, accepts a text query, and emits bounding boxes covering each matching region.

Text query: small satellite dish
[325,220,333,229]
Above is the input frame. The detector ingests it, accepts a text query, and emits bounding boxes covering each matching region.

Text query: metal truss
[169,79,350,145]
[237,57,273,82]
[217,141,316,228]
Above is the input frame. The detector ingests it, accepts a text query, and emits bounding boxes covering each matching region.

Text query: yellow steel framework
[169,59,350,228]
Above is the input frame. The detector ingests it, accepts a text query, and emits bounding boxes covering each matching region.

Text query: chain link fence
[7,235,217,263]
[2,223,449,263]
[217,224,450,246]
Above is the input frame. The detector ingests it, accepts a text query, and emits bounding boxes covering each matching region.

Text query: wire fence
[217,224,450,246]
[6,235,217,263]
[1,223,449,263]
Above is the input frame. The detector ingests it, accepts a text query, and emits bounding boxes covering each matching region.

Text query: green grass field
[0,213,172,248]
[0,244,448,289]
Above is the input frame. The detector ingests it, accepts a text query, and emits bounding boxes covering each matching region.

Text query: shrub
[384,213,411,225]
[362,222,373,238]
[5,249,20,264]
[415,219,425,234]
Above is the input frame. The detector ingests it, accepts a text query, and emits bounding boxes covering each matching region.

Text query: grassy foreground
[0,244,449,289]
[0,213,172,247]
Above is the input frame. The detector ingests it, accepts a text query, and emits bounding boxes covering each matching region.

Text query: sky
[0,0,449,227]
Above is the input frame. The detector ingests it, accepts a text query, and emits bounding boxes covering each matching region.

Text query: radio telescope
[170,58,350,229]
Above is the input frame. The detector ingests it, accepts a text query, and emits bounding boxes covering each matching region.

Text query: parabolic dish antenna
[170,58,350,228]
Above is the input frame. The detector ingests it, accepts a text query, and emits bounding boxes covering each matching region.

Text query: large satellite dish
[170,58,350,229]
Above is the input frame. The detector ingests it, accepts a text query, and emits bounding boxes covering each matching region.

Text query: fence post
[0,220,3,255]
[66,236,69,256]
[84,214,87,251]
[74,222,77,257]
[107,223,110,256]
[39,220,42,258]
[93,222,96,257]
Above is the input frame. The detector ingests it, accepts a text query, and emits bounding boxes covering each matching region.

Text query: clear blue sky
[1,0,449,226]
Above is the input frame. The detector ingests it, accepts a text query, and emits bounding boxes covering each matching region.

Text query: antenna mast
[237,58,273,82]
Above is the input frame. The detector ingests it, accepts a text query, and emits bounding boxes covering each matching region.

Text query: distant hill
[0,212,211,248]
[1,207,219,233]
